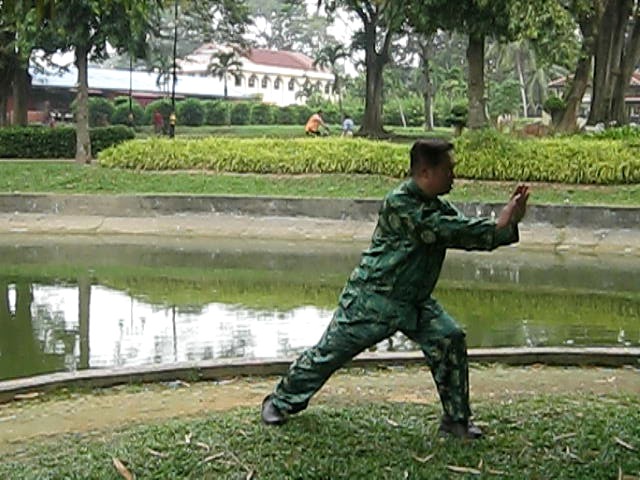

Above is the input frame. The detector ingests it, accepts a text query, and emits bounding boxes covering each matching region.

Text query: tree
[246,0,333,56]
[587,0,640,125]
[322,0,408,137]
[207,50,243,99]
[313,41,350,114]
[554,0,603,133]
[46,0,162,163]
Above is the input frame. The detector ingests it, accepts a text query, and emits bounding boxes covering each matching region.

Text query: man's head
[410,139,455,197]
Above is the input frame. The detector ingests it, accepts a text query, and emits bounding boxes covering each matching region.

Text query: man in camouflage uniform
[261,139,530,439]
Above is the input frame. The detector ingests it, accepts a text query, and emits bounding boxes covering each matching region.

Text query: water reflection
[0,237,639,380]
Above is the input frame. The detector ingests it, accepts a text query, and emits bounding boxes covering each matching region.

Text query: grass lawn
[134,124,453,141]
[0,161,639,206]
[0,394,638,479]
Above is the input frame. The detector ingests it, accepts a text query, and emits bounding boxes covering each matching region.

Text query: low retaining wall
[1,347,638,404]
[0,193,639,229]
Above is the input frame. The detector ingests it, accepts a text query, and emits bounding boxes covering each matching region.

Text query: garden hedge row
[98,129,640,184]
[0,126,135,158]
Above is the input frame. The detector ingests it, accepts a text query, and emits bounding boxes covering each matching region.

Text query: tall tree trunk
[612,9,640,124]
[467,34,487,129]
[0,97,7,127]
[588,0,629,124]
[421,40,434,131]
[78,276,91,370]
[74,45,92,164]
[556,19,598,133]
[11,63,29,126]
[361,44,385,136]
[515,52,528,118]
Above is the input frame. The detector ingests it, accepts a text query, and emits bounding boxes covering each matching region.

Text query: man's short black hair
[410,139,454,174]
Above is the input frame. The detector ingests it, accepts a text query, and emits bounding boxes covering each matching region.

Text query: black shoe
[439,417,483,439]
[261,394,287,426]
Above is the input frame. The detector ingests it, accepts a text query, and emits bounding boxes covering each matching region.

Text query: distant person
[341,114,354,137]
[305,110,329,136]
[261,139,530,440]
[168,111,176,138]
[153,110,165,136]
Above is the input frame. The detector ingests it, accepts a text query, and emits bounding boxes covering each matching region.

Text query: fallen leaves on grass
[112,457,134,480]
[614,437,636,451]
[447,465,481,475]
[412,453,435,463]
[146,448,169,458]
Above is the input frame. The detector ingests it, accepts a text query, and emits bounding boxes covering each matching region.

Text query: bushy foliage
[383,95,424,127]
[111,102,145,126]
[144,99,173,125]
[543,96,565,114]
[85,97,115,127]
[230,102,253,125]
[98,131,640,184]
[203,100,230,125]
[0,126,135,158]
[177,98,205,126]
[250,103,276,125]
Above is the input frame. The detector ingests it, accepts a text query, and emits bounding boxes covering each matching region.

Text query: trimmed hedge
[97,129,640,184]
[0,126,135,158]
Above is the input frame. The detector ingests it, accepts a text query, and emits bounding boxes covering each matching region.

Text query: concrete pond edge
[1,347,638,404]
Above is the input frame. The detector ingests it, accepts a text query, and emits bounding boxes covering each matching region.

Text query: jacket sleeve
[388,197,519,251]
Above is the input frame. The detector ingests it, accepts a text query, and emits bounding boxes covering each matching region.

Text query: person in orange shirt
[304,110,329,136]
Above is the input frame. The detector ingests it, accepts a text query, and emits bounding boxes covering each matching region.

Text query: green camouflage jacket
[340,178,519,329]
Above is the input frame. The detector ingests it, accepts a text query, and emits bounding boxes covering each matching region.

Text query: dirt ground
[0,364,638,454]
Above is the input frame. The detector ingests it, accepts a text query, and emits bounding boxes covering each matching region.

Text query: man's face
[425,154,455,196]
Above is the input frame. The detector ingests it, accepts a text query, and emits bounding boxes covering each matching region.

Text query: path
[0,365,638,453]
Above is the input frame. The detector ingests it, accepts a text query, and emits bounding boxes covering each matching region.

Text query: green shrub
[584,125,640,140]
[0,126,135,158]
[446,103,468,127]
[82,97,115,127]
[113,96,131,107]
[203,100,230,125]
[111,102,145,126]
[90,126,136,155]
[97,129,640,184]
[384,96,424,127]
[276,105,298,125]
[250,103,276,125]
[177,98,205,126]
[230,102,253,125]
[144,99,173,125]
[543,96,565,114]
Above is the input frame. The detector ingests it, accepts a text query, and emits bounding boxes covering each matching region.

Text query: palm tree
[207,51,243,99]
[313,42,350,113]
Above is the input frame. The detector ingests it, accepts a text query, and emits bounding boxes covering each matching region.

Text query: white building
[25,44,335,117]
[179,44,335,106]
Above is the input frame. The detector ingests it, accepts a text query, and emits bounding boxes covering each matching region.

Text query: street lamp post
[170,0,178,138]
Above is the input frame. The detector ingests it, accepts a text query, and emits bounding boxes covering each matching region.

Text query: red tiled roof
[246,48,318,71]
[550,70,640,88]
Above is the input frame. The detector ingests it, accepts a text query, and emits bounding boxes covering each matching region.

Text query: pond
[0,235,638,381]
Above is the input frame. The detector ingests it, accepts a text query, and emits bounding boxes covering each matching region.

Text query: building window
[261,76,269,89]
[288,79,296,91]
[315,81,322,92]
[274,77,282,90]
[235,75,243,87]
[324,83,331,94]
[248,75,257,88]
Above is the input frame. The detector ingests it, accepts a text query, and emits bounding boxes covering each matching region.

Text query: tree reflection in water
[0,281,74,380]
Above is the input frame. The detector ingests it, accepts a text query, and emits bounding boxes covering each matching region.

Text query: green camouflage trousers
[272,290,472,422]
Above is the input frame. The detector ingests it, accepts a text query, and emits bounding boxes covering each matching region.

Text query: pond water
[0,235,639,381]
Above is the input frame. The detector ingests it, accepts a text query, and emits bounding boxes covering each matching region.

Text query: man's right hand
[496,184,530,229]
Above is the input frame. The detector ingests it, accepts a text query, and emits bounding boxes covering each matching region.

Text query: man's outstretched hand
[497,184,530,229]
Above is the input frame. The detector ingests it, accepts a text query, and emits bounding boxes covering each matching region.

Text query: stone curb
[1,347,638,404]
[1,193,639,229]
